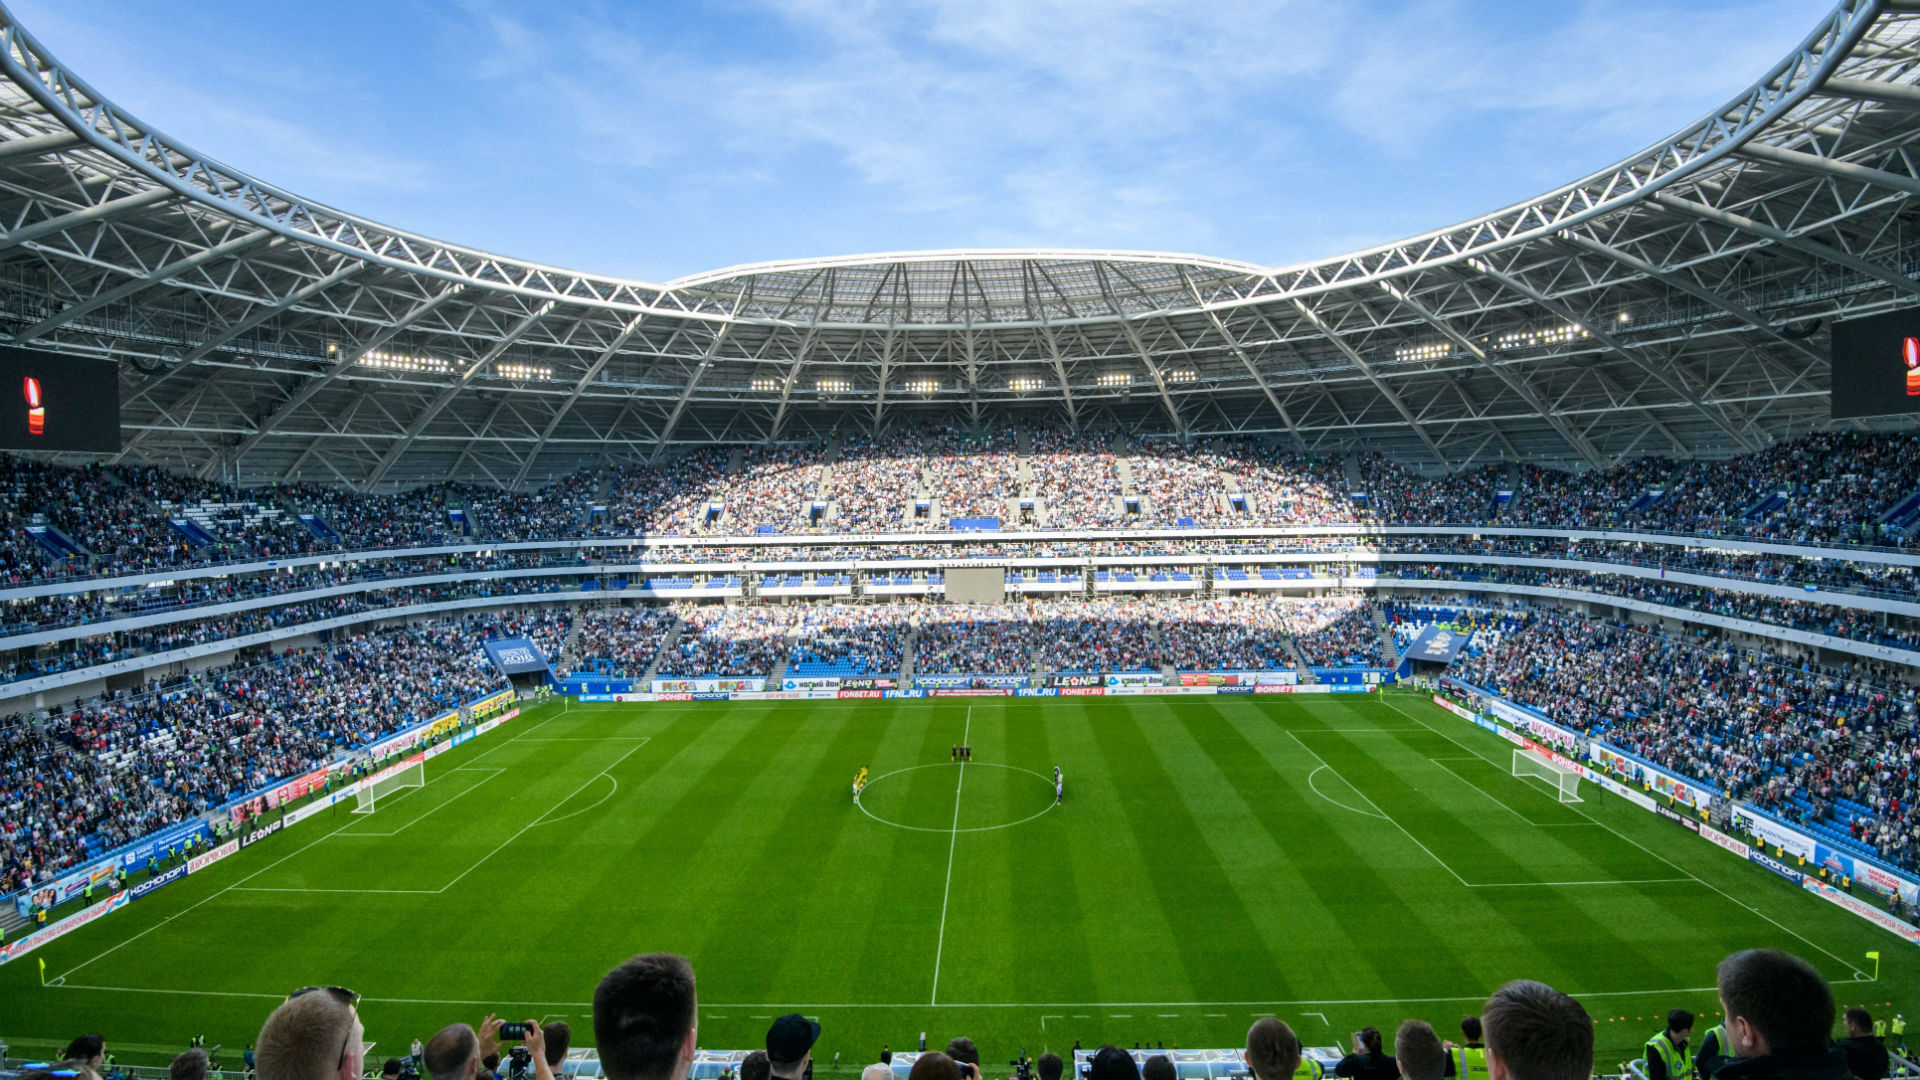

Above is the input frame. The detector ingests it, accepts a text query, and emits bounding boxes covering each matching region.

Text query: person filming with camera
[423,1017,554,1080]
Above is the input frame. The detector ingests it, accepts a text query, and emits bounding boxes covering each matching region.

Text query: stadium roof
[1,0,1919,489]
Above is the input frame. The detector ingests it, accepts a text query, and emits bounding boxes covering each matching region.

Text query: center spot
[857,762,1060,833]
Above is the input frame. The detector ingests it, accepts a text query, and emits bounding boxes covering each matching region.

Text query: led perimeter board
[0,346,120,452]
[1831,308,1920,420]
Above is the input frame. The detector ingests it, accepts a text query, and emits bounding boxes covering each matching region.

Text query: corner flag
[38,957,45,984]
[1869,951,1882,980]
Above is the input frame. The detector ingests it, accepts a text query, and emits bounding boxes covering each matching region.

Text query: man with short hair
[1395,1022,1446,1080]
[1037,1055,1063,1080]
[1143,1058,1176,1080]
[541,1024,570,1076]
[172,1050,210,1080]
[594,954,700,1080]
[946,1040,980,1073]
[256,986,365,1080]
[1480,980,1592,1080]
[1836,1007,1889,1080]
[1646,1010,1695,1080]
[423,1024,490,1080]
[1445,1019,1485,1080]
[766,1015,820,1080]
[740,1052,769,1080]
[1246,1017,1304,1080]
[1712,949,1851,1080]
[863,1065,893,1080]
[1090,1047,1139,1080]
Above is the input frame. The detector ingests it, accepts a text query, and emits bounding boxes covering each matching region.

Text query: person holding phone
[1335,1028,1396,1080]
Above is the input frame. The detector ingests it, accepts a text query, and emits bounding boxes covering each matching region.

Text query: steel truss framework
[0,1,1917,490]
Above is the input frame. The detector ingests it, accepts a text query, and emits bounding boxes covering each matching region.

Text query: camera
[500,1023,532,1041]
[505,1047,534,1080]
[1012,1057,1035,1080]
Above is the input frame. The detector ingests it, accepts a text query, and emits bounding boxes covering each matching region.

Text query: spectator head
[1459,1019,1482,1046]
[1143,1058,1176,1080]
[1356,1028,1384,1057]
[1090,1046,1140,1080]
[1395,1022,1446,1080]
[381,1061,403,1080]
[63,1038,105,1069]
[1245,1017,1302,1080]
[766,1015,821,1079]
[863,1067,893,1080]
[907,1054,961,1080]
[740,1053,770,1080]
[171,1050,211,1080]
[1717,949,1835,1059]
[422,1025,480,1080]
[594,953,700,1080]
[257,987,365,1080]
[946,1040,979,1068]
[1846,1009,1874,1038]
[1482,980,1593,1080]
[542,1023,572,1069]
[1038,1054,1064,1080]
[1666,1011,1694,1039]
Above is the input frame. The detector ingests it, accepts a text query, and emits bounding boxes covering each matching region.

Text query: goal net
[354,758,424,814]
[1513,749,1583,803]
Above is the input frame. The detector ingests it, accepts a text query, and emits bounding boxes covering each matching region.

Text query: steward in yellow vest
[1445,1017,1487,1080]
[1646,1010,1695,1080]
[1695,1023,1728,1077]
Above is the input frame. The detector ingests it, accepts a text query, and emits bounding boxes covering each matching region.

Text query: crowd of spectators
[1454,608,1920,869]
[0,616,512,893]
[1273,598,1385,667]
[6,430,1920,590]
[1029,427,1119,527]
[9,526,1920,689]
[72,944,1872,1080]
[914,604,1052,675]
[658,605,792,678]
[1152,599,1297,671]
[788,606,907,677]
[566,607,679,679]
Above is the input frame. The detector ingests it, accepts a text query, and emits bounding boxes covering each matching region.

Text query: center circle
[856,762,1060,833]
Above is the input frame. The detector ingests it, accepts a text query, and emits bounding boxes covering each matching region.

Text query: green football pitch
[0,691,1909,1073]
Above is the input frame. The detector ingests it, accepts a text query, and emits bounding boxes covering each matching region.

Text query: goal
[354,758,425,814]
[1513,749,1583,803]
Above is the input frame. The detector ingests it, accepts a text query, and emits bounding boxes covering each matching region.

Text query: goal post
[1512,748,1583,803]
[354,756,425,814]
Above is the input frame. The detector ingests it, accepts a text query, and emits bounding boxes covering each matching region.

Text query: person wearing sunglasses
[257,987,364,1080]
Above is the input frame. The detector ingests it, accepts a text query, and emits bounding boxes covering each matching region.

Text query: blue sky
[17,0,1829,283]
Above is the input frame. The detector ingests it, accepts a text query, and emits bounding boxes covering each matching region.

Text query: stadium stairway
[557,617,585,671]
[1373,605,1398,667]
[0,905,25,939]
[765,625,803,687]
[1287,638,1318,684]
[897,624,920,685]
[638,615,686,685]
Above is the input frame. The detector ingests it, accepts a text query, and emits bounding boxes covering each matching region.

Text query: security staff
[1449,1018,1487,1080]
[1694,1019,1728,1078]
[1891,1015,1908,1056]
[1645,1010,1694,1080]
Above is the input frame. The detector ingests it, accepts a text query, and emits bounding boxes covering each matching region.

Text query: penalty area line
[1378,695,1874,983]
